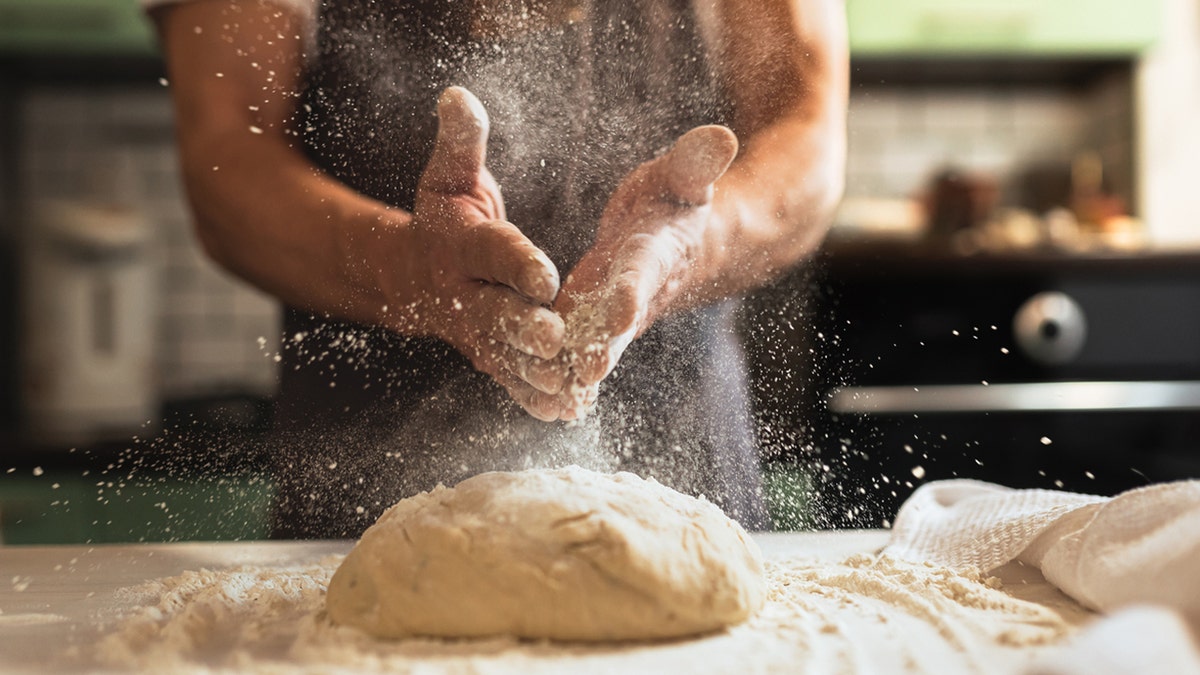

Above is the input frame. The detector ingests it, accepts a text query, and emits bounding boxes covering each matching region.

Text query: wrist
[340,206,425,331]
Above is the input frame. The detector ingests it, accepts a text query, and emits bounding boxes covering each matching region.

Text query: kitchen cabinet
[0,0,1163,58]
[0,0,155,55]
[0,471,274,544]
[2,466,815,542]
[848,0,1162,56]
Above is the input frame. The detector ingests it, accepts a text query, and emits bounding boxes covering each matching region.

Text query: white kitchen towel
[1024,606,1200,675]
[884,479,1200,621]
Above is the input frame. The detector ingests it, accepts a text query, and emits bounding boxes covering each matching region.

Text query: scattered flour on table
[90,553,1080,674]
[92,560,338,670]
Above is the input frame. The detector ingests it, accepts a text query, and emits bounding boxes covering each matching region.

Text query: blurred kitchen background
[2,0,1199,541]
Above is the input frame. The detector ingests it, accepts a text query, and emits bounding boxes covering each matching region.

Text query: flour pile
[90,551,1081,674]
[93,561,336,669]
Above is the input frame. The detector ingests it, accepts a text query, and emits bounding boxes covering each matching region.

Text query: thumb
[421,86,490,193]
[660,125,738,206]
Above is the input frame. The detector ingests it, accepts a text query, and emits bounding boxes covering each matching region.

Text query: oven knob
[1014,291,1087,365]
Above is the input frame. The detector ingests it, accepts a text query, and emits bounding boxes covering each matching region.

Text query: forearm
[155,0,413,329]
[179,130,411,327]
[691,107,846,302]
[674,0,848,308]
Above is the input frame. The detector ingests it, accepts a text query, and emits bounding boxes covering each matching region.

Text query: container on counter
[21,192,158,445]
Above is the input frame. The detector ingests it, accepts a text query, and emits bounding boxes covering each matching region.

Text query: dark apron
[269,0,768,537]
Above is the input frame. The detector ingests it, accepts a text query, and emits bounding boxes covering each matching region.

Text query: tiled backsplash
[845,73,1134,210]
[19,86,279,400]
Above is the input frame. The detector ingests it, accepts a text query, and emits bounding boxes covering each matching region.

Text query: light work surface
[0,531,1094,673]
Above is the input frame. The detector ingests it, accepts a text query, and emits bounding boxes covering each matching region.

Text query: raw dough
[326,466,766,642]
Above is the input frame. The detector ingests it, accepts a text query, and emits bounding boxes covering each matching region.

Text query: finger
[571,237,670,384]
[560,405,581,422]
[501,347,570,395]
[459,221,561,304]
[659,125,738,206]
[558,382,598,421]
[460,343,561,421]
[494,369,563,422]
[448,331,557,420]
[422,86,490,194]
[470,335,566,395]
[465,283,565,358]
[481,170,507,222]
[555,257,606,319]
[571,295,637,385]
[530,390,567,421]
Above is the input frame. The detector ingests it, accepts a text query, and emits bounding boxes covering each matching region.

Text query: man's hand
[384,87,568,420]
[549,125,739,420]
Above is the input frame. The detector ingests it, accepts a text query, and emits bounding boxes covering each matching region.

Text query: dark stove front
[786,243,1200,528]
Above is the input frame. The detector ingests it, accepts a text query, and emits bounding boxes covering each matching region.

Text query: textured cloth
[1026,606,1200,675]
[887,479,1200,674]
[886,480,1106,574]
[886,479,1200,618]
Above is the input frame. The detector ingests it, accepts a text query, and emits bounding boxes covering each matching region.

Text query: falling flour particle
[0,613,68,626]
[912,465,926,479]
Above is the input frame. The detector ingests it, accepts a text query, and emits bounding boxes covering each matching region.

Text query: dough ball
[326,466,766,641]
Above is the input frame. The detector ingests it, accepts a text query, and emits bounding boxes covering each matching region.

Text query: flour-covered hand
[549,125,739,420]
[381,87,566,420]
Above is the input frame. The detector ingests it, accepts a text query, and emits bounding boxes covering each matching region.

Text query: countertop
[0,531,1091,673]
[818,237,1200,275]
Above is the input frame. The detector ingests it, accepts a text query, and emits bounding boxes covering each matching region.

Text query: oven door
[790,245,1200,528]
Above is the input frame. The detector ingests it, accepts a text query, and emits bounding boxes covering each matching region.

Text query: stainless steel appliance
[21,198,157,444]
